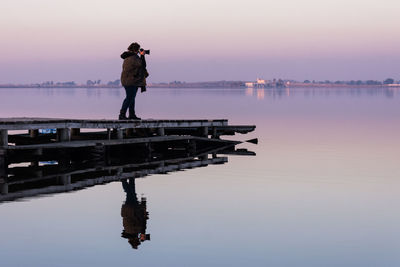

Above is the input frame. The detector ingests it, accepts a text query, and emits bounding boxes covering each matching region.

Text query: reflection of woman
[121,179,150,249]
[119,42,147,120]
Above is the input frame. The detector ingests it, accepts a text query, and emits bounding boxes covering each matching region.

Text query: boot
[119,110,128,120]
[128,111,141,120]
[130,115,141,120]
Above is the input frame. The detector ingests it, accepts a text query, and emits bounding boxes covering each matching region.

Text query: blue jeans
[121,86,138,115]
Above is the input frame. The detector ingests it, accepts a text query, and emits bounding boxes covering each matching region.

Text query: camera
[139,48,150,55]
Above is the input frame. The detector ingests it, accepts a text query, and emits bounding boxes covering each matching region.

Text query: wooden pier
[0,117,256,189]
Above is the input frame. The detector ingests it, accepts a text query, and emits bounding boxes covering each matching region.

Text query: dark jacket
[120,51,147,87]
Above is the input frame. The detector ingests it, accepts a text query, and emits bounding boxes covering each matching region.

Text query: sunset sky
[1,0,399,83]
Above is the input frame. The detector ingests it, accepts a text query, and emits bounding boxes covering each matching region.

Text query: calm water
[1,87,400,266]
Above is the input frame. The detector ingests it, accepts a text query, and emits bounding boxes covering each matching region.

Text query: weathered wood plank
[0,118,229,130]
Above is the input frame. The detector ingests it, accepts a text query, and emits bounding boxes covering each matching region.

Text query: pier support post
[57,174,71,185]
[211,127,219,139]
[0,149,5,170]
[200,155,208,161]
[29,129,39,138]
[114,128,124,139]
[0,130,8,147]
[92,143,106,163]
[188,140,196,155]
[57,128,70,142]
[202,127,208,137]
[117,129,124,139]
[33,148,43,156]
[30,161,39,168]
[0,149,7,194]
[145,142,153,161]
[0,149,6,178]
[0,182,8,195]
[158,127,165,136]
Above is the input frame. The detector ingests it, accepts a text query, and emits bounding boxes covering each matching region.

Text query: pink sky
[1,0,400,83]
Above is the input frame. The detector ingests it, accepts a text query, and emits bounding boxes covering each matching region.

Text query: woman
[119,42,147,120]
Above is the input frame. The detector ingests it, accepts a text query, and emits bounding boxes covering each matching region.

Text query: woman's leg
[128,86,139,117]
[120,86,135,119]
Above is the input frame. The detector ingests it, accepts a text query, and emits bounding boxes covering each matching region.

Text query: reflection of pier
[0,143,255,250]
[0,144,255,202]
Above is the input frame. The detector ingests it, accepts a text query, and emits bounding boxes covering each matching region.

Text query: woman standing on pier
[119,42,148,120]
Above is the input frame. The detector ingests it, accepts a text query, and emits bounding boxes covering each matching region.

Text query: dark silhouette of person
[121,178,150,249]
[119,42,148,120]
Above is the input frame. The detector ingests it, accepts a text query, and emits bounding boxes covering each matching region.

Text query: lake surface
[0,87,400,266]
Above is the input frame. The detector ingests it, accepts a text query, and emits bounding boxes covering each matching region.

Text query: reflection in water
[121,178,150,249]
[0,87,399,265]
[241,86,400,100]
[245,87,253,97]
[0,141,255,250]
[256,89,265,100]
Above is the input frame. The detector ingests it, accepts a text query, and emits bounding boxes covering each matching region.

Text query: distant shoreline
[0,81,399,89]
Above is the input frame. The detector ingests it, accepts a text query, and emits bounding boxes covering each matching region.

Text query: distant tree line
[107,79,120,86]
[86,80,101,86]
[36,81,76,87]
[21,79,121,88]
[303,78,398,85]
[87,79,120,86]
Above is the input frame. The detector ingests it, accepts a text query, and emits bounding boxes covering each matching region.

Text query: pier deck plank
[0,118,229,130]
